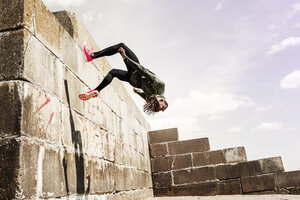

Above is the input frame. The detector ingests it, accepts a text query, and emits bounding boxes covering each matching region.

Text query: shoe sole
[79,91,98,101]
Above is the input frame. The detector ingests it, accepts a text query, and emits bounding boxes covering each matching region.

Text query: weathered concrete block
[173,166,216,185]
[153,172,172,188]
[0,29,27,80]
[53,11,78,39]
[62,149,77,195]
[193,150,225,167]
[86,158,105,194]
[102,161,115,193]
[41,146,67,198]
[35,0,60,56]
[241,174,276,193]
[22,83,62,143]
[148,128,179,144]
[0,0,34,32]
[217,179,242,195]
[0,81,22,137]
[115,166,133,191]
[151,154,193,173]
[223,147,247,163]
[0,138,20,200]
[23,32,64,99]
[259,156,284,174]
[274,170,300,189]
[155,182,218,196]
[150,143,169,157]
[216,157,284,180]
[167,138,210,155]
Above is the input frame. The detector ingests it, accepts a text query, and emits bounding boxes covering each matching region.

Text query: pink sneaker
[78,90,99,101]
[84,43,93,62]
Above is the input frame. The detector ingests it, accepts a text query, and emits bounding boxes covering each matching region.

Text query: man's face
[156,97,168,112]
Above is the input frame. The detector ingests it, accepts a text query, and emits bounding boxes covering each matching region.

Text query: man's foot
[84,42,93,62]
[78,90,99,101]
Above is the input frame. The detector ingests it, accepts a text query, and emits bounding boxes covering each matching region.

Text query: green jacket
[123,56,165,100]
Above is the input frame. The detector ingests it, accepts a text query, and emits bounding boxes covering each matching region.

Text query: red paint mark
[78,116,87,133]
[45,112,54,131]
[87,102,96,116]
[39,143,44,146]
[36,92,42,99]
[100,124,104,129]
[25,140,29,147]
[36,94,50,112]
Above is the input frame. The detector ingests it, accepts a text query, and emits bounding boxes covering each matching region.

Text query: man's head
[143,95,168,115]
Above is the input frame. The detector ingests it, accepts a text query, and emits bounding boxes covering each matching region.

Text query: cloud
[255,122,283,131]
[228,127,242,133]
[280,70,300,89]
[266,37,300,55]
[43,0,87,8]
[293,22,300,29]
[148,90,255,137]
[215,0,225,11]
[82,11,94,23]
[256,105,272,112]
[170,91,255,116]
[287,3,300,18]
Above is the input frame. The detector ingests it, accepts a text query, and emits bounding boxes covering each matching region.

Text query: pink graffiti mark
[87,102,96,116]
[78,116,87,133]
[36,91,42,99]
[36,94,50,112]
[45,112,54,131]
[25,140,29,147]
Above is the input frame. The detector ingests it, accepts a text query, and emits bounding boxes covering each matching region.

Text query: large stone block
[41,146,67,198]
[153,172,172,188]
[217,179,242,195]
[115,166,133,191]
[150,143,169,157]
[241,174,276,193]
[0,81,22,137]
[62,149,77,195]
[193,150,225,167]
[151,154,193,173]
[0,138,20,200]
[34,0,60,56]
[148,128,179,144]
[173,166,216,185]
[216,157,284,180]
[167,138,210,155]
[0,0,34,32]
[274,170,300,189]
[85,158,105,194]
[0,29,26,80]
[154,181,218,196]
[223,147,247,163]
[22,83,62,143]
[23,32,64,100]
[102,161,115,193]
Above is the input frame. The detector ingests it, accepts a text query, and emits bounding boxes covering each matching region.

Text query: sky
[44,0,300,171]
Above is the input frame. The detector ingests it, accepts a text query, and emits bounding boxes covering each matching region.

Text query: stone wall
[0,0,153,199]
[149,128,300,196]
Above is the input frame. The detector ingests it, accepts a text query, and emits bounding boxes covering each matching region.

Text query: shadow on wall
[63,80,89,195]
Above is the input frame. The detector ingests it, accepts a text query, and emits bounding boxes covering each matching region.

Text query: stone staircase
[148,128,300,197]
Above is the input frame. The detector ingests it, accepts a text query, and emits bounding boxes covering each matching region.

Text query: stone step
[154,179,243,196]
[153,157,284,188]
[216,156,284,180]
[151,147,247,173]
[241,170,300,194]
[148,128,179,144]
[150,138,210,158]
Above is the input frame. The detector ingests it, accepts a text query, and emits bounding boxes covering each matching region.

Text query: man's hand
[118,47,126,58]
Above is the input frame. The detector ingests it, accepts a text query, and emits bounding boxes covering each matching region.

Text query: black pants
[93,43,140,91]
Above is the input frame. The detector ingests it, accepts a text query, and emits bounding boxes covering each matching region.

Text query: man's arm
[133,88,146,100]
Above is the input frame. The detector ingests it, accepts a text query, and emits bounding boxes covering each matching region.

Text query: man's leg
[92,43,140,63]
[94,69,130,91]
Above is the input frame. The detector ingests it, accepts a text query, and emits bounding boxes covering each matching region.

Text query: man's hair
[143,96,168,115]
